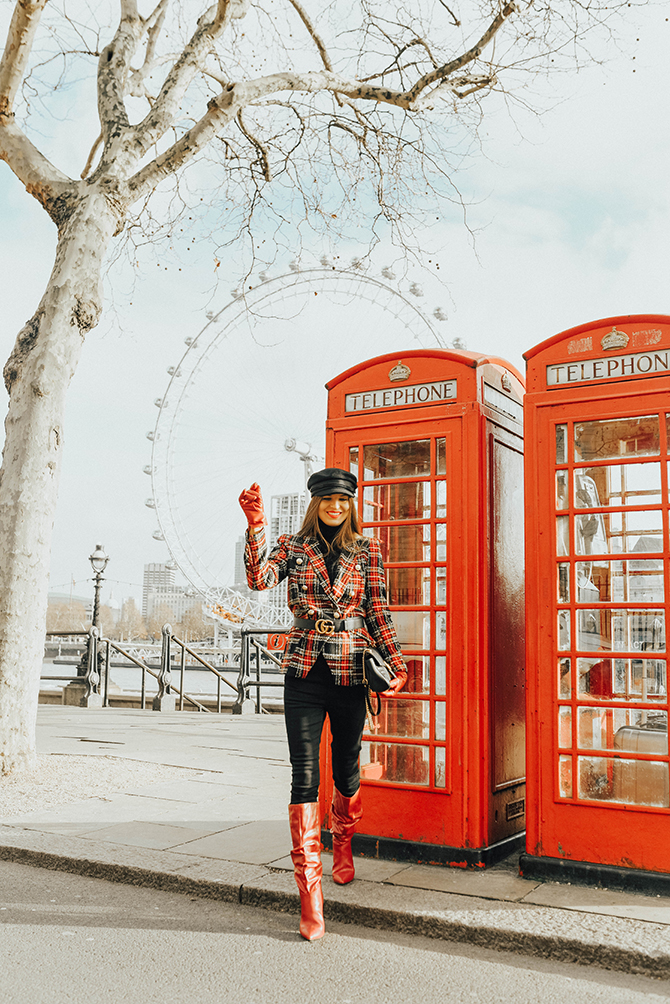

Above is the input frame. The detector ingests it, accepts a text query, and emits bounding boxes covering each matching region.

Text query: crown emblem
[501,373,512,392]
[601,327,629,351]
[389,361,411,382]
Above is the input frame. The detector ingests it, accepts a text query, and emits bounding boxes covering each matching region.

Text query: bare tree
[115,597,145,641]
[46,600,88,634]
[0,0,629,773]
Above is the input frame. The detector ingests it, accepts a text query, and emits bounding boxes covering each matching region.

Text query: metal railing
[232,627,288,715]
[42,625,288,714]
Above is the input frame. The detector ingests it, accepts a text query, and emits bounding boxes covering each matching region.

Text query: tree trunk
[0,191,117,775]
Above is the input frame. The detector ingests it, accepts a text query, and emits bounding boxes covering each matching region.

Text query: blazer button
[297,558,303,564]
[302,585,308,591]
[355,564,361,570]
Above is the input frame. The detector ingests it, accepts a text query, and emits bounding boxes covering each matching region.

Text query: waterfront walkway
[1,707,669,978]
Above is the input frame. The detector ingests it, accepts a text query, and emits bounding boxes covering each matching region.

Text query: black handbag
[362,648,395,717]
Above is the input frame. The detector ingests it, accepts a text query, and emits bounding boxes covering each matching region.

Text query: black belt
[294,616,364,636]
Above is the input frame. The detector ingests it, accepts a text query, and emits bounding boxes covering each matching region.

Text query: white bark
[0,193,118,773]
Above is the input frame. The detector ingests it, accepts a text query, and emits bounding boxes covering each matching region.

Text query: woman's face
[318,494,350,527]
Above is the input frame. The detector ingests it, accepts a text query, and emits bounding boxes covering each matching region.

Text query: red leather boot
[288,802,325,941]
[331,787,363,885]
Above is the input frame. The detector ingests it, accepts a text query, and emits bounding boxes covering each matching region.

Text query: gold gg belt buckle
[315,619,335,635]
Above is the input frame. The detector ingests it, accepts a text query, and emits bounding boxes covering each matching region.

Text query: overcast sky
[0,2,667,611]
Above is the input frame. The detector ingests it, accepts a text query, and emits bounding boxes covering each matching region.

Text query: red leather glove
[381,669,407,698]
[238,482,267,530]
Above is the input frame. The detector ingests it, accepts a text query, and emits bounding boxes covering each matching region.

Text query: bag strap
[365,686,381,718]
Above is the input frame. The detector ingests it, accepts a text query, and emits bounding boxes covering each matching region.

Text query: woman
[238,467,407,941]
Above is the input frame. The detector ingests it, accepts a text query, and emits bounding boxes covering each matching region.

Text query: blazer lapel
[302,539,334,598]
[332,548,358,603]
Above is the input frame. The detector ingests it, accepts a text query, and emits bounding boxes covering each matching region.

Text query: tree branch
[405,2,516,105]
[286,0,333,71]
[96,6,144,156]
[131,1,243,157]
[0,0,49,118]
[127,83,239,199]
[0,116,76,217]
[126,0,168,99]
[236,109,271,181]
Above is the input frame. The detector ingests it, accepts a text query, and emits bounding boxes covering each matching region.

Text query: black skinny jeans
[284,655,367,804]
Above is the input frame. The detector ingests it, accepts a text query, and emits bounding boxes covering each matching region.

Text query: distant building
[265,492,306,623]
[142,562,194,621]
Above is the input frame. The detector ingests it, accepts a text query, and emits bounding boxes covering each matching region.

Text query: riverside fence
[42,625,289,715]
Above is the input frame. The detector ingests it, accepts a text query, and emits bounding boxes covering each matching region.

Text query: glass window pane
[369,700,430,739]
[576,609,665,653]
[578,658,668,702]
[364,525,431,562]
[574,463,661,509]
[579,755,669,807]
[349,446,359,476]
[364,482,431,522]
[435,656,446,695]
[558,610,571,650]
[436,438,446,475]
[556,516,569,556]
[436,480,446,518]
[556,471,569,510]
[436,523,446,562]
[556,424,567,464]
[436,566,446,606]
[576,559,664,603]
[435,612,447,651]
[403,656,429,694]
[574,510,663,555]
[559,755,573,798]
[435,747,447,788]
[574,416,660,462]
[558,563,570,602]
[558,706,572,748]
[578,707,667,752]
[363,441,431,480]
[559,658,572,698]
[435,702,447,741]
[612,757,670,808]
[360,741,430,785]
[391,611,430,650]
[387,567,430,606]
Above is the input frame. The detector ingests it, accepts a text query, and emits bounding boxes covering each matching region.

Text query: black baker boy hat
[307,467,357,498]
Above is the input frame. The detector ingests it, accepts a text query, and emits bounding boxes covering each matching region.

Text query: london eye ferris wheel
[146,262,459,626]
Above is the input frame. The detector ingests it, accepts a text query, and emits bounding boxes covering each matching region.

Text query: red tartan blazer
[244,528,406,685]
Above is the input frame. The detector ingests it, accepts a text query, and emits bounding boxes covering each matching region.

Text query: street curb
[2,832,670,980]
[240,875,670,980]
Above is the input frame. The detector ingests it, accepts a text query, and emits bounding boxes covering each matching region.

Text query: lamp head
[89,543,109,575]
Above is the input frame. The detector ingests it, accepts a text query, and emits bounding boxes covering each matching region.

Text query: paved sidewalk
[1,707,670,978]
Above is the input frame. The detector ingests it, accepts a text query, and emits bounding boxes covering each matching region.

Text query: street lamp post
[76,543,109,679]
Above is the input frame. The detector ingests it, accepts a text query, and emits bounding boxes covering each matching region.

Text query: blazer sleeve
[244,529,292,591]
[364,538,407,676]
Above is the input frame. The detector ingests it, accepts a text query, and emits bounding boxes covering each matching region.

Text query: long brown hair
[298,496,363,552]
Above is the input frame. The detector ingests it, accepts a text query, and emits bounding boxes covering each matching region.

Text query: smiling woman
[238,466,407,940]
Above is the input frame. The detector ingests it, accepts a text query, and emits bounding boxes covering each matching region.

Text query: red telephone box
[319,349,526,866]
[523,314,670,887]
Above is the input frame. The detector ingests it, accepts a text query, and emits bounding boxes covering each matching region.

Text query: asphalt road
[1,861,669,1004]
